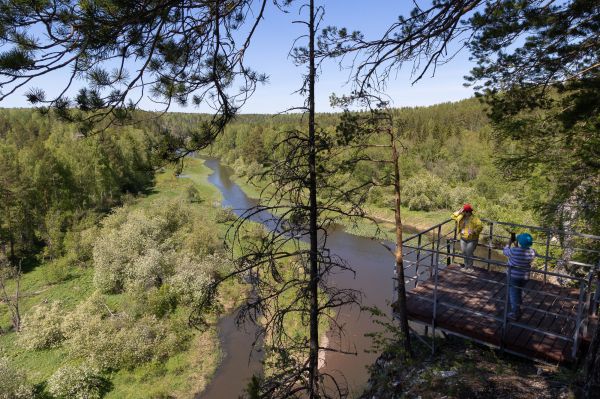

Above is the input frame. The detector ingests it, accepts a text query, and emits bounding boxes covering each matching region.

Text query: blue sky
[1,1,476,113]
[239,1,476,113]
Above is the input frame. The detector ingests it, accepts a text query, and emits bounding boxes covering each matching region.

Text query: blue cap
[517,233,533,248]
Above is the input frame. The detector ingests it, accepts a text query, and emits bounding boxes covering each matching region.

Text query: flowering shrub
[63,296,189,370]
[168,254,216,307]
[93,200,195,293]
[18,301,65,350]
[47,364,109,399]
[0,358,34,399]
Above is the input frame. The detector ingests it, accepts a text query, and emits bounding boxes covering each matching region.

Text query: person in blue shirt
[503,233,536,320]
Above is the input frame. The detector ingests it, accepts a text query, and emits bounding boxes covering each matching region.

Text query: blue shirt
[503,246,536,279]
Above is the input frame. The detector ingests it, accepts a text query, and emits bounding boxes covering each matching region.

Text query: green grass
[105,328,221,399]
[140,158,222,205]
[0,157,243,398]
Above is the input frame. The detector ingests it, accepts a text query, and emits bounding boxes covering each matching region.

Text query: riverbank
[224,165,449,240]
[0,158,247,398]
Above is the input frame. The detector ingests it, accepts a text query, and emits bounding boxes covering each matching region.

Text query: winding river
[199,158,407,398]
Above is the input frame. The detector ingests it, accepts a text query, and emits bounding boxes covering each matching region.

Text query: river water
[199,158,409,398]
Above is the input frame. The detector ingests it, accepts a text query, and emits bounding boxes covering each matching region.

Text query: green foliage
[0,358,35,399]
[215,206,237,224]
[401,172,449,211]
[42,257,72,284]
[62,295,190,371]
[200,100,535,226]
[466,0,600,240]
[0,109,156,263]
[0,157,234,398]
[144,285,179,318]
[92,200,217,293]
[18,301,65,350]
[186,185,202,203]
[47,364,110,399]
[169,253,231,307]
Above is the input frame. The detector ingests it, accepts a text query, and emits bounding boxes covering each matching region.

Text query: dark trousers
[508,276,527,317]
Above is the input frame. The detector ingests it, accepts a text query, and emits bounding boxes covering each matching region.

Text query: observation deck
[393,218,600,363]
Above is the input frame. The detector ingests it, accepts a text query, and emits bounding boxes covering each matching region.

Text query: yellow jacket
[451,211,484,241]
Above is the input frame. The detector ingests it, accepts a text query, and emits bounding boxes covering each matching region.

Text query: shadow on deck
[393,219,600,364]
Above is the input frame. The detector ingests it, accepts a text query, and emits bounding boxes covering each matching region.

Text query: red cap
[462,203,473,212]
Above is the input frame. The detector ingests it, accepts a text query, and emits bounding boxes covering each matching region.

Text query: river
[198,158,408,398]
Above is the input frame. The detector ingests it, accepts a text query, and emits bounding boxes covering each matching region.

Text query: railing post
[429,239,435,279]
[446,241,451,266]
[432,239,441,355]
[450,222,457,266]
[501,264,511,351]
[487,222,494,271]
[573,279,587,359]
[593,265,600,317]
[544,231,552,285]
[415,234,422,286]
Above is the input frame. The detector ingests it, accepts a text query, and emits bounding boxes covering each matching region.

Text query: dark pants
[508,276,527,317]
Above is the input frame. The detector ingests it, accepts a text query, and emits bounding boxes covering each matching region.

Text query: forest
[0,0,598,398]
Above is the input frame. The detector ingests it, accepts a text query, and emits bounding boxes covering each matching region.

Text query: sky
[1,1,477,114]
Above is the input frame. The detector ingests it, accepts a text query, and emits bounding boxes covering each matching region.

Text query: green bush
[42,257,71,284]
[18,301,65,350]
[186,185,202,203]
[63,222,100,268]
[63,297,190,370]
[366,186,392,208]
[92,200,195,293]
[215,207,237,224]
[182,219,222,257]
[445,185,477,210]
[401,172,450,211]
[145,285,178,318]
[168,254,217,307]
[0,358,35,399]
[231,157,247,177]
[47,364,110,399]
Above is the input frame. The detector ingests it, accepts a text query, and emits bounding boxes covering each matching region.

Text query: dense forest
[0,109,155,263]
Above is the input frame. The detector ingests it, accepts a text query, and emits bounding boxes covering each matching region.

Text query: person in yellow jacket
[451,203,484,270]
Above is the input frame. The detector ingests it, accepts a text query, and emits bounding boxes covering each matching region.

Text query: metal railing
[393,218,600,361]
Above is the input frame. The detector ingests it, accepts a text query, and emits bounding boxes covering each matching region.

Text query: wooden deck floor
[400,264,589,363]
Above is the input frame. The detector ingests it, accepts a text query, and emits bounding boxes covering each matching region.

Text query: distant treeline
[162,98,534,225]
[2,97,581,263]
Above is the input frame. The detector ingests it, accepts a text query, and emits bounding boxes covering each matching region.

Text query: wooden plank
[507,280,549,350]
[538,286,579,361]
[517,284,578,362]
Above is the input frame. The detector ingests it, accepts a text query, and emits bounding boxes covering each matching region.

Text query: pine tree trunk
[307,0,319,396]
[390,128,411,356]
